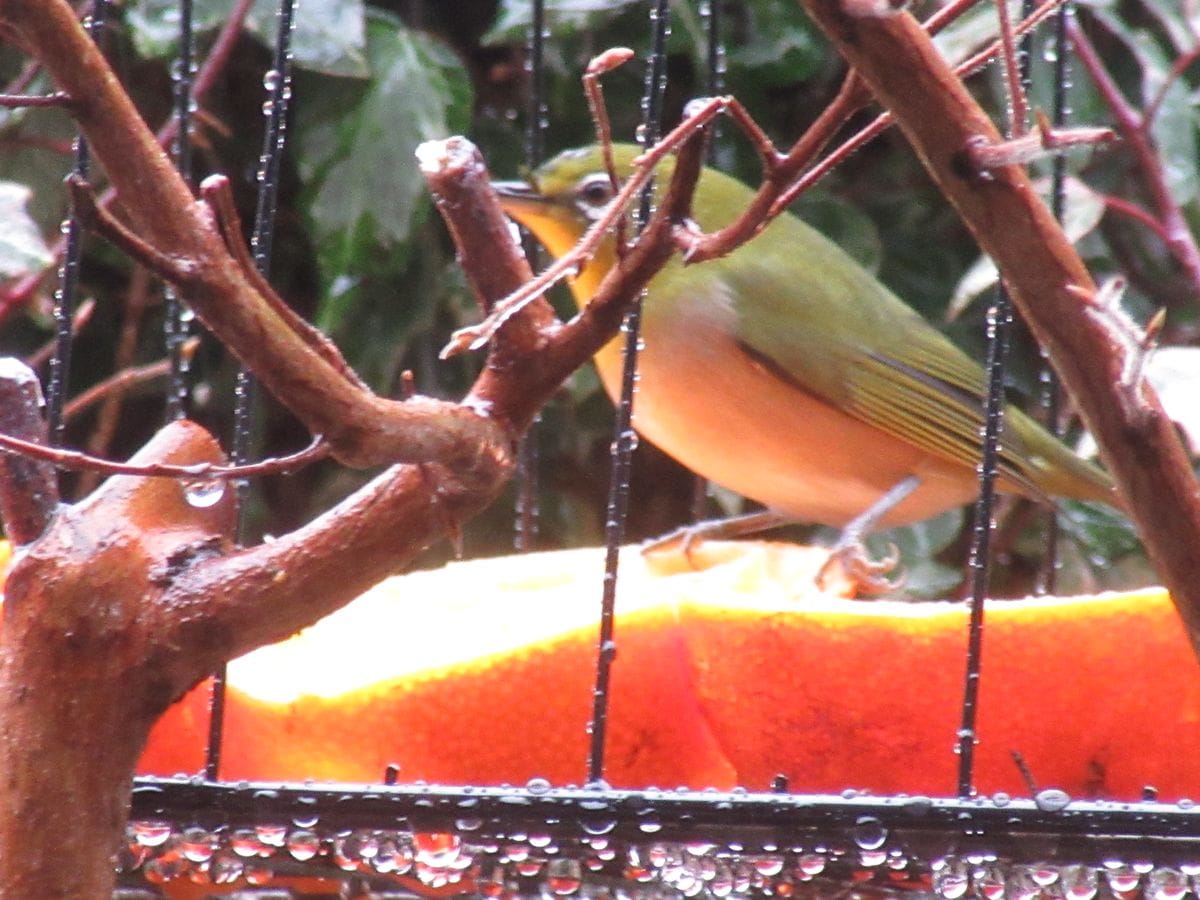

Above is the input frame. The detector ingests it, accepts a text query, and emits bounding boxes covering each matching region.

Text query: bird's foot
[641,510,794,568]
[817,538,905,596]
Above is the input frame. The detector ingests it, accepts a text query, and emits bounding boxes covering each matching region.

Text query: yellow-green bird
[494,144,1120,538]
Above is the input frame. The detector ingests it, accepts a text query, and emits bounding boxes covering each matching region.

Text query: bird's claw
[641,524,705,567]
[817,539,905,596]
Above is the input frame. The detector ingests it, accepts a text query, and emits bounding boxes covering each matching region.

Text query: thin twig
[441,95,731,356]
[584,47,635,192]
[0,429,330,480]
[25,298,95,369]
[0,91,71,108]
[65,337,201,421]
[994,0,1030,135]
[1071,17,1200,300]
[76,265,155,497]
[1103,194,1177,246]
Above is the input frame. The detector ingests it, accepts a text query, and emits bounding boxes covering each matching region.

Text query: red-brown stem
[1070,18,1200,300]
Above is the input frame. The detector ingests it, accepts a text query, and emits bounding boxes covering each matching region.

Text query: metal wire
[163,0,194,423]
[587,0,672,786]
[514,0,547,552]
[690,0,725,523]
[206,0,299,782]
[47,1,107,444]
[956,294,1014,798]
[1036,0,1075,596]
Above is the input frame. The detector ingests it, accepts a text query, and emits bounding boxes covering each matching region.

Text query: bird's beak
[492,180,550,220]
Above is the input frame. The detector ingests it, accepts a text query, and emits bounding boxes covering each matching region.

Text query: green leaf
[485,0,644,44]
[1085,8,1200,208]
[947,177,1107,319]
[726,0,824,86]
[294,12,471,336]
[932,0,1021,68]
[867,509,966,599]
[126,0,368,76]
[0,182,52,277]
[1057,500,1143,568]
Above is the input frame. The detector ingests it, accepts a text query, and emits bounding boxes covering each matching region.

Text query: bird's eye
[575,175,616,216]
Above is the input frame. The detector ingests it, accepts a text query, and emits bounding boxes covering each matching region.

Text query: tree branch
[795,0,1200,649]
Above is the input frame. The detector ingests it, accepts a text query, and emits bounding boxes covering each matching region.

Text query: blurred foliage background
[0,0,1196,596]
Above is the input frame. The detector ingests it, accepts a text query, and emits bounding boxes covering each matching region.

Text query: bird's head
[493,144,651,260]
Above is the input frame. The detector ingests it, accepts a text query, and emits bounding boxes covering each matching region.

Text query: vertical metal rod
[47,2,107,444]
[956,296,1012,798]
[206,0,298,782]
[957,0,1037,795]
[690,0,724,523]
[164,0,194,422]
[515,0,547,551]
[586,0,671,786]
[1037,0,1074,595]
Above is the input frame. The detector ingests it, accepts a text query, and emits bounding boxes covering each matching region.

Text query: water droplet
[179,826,215,863]
[580,816,616,836]
[255,824,287,847]
[414,831,462,867]
[526,776,552,795]
[973,863,1007,899]
[516,858,543,877]
[132,820,173,847]
[286,829,320,861]
[546,858,583,895]
[229,828,262,858]
[797,853,826,876]
[1104,863,1141,893]
[853,816,887,851]
[183,479,225,509]
[934,858,970,899]
[1030,864,1060,886]
[753,855,784,876]
[1150,867,1189,900]
[1061,864,1099,900]
[1034,787,1071,811]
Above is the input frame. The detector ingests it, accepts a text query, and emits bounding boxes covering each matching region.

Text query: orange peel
[139,541,1195,802]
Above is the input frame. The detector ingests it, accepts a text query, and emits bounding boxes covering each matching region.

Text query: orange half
[140,542,1196,801]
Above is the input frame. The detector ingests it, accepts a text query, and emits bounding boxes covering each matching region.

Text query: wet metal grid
[121,778,1200,896]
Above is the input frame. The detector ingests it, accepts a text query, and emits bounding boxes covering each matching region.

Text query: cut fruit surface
[140,542,1196,801]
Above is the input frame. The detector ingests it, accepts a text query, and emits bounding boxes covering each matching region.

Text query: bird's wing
[717,241,1051,501]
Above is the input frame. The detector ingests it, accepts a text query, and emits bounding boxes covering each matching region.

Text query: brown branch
[795,0,1200,651]
[0,0,256,321]
[4,0,508,472]
[0,359,58,543]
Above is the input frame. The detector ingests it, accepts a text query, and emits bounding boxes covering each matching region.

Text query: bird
[492,144,1122,584]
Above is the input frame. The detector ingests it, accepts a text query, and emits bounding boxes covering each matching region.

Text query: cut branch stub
[0,419,237,898]
[0,358,57,544]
